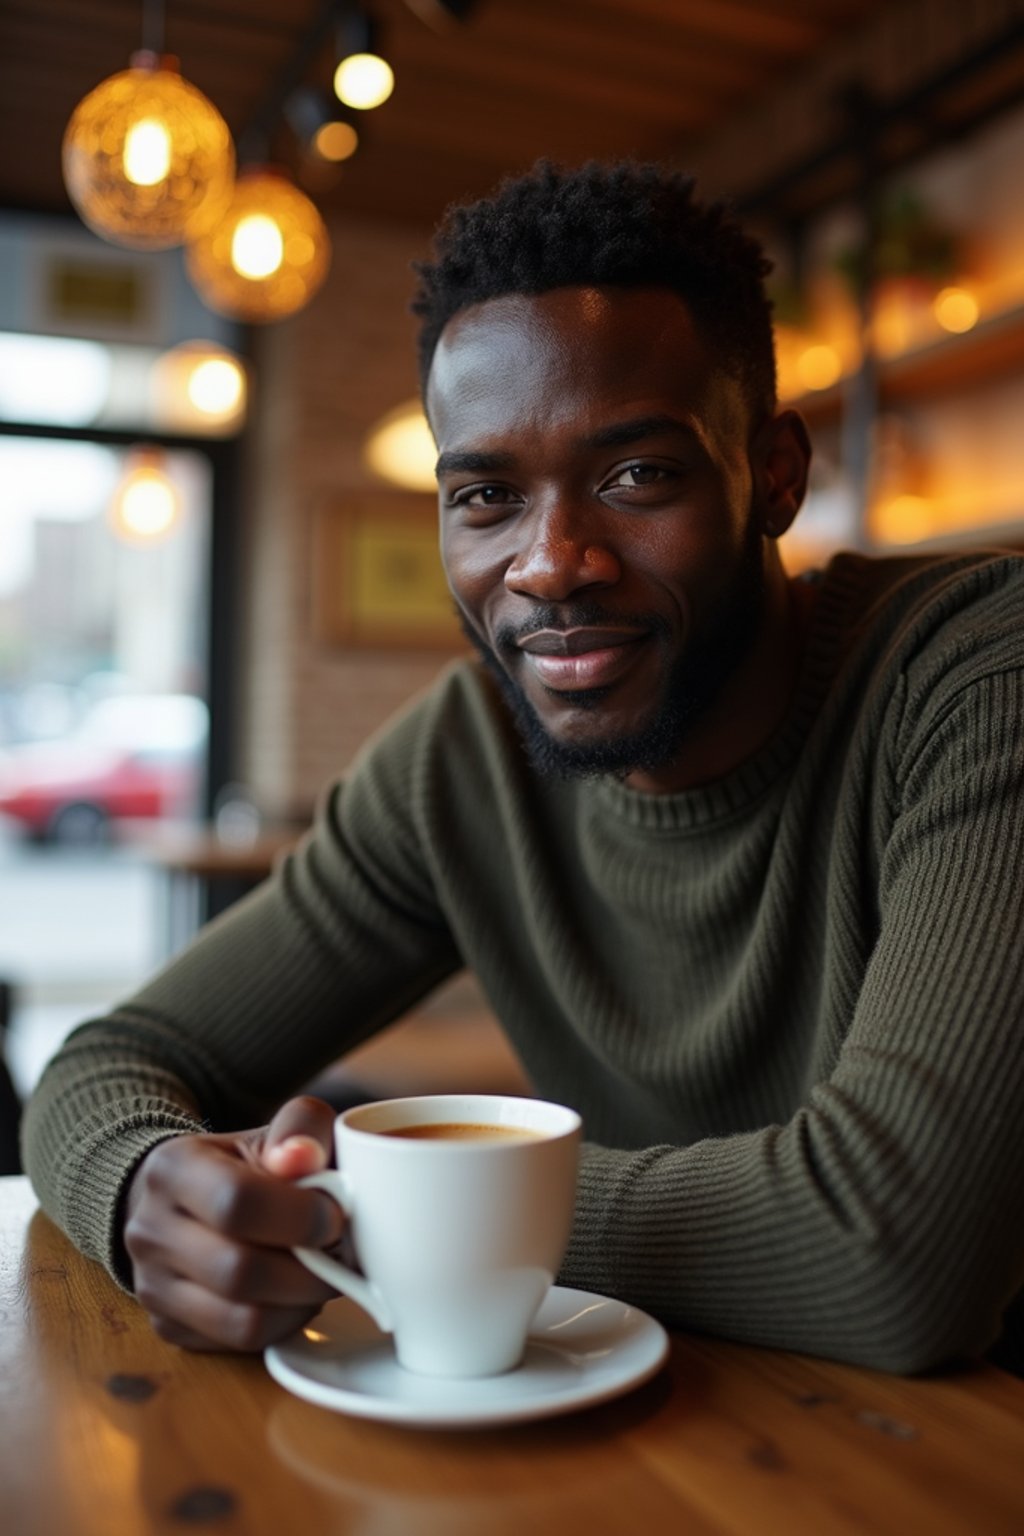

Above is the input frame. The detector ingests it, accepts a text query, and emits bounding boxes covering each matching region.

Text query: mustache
[493,603,671,652]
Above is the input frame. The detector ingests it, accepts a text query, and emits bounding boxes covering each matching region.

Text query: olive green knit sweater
[22,550,1024,1374]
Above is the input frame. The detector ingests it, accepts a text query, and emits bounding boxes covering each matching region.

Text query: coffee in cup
[379,1122,544,1141]
[293,1094,581,1379]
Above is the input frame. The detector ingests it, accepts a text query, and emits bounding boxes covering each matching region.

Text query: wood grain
[2,1175,1023,1536]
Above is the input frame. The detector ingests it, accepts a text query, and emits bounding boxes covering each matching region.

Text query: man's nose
[504,504,620,601]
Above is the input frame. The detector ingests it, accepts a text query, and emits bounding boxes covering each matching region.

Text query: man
[22,162,1024,1373]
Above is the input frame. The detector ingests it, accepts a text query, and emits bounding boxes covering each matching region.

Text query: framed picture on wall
[312,495,464,649]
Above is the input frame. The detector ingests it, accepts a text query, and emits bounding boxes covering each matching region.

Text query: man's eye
[456,485,514,507]
[607,464,667,489]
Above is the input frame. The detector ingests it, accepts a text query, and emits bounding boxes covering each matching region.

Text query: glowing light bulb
[231,214,284,279]
[111,462,179,540]
[796,344,841,392]
[186,168,330,322]
[150,342,248,432]
[873,494,934,546]
[334,53,394,110]
[122,117,172,185]
[365,401,437,491]
[62,56,234,250]
[313,120,359,162]
[123,473,176,536]
[187,357,245,416]
[933,286,979,334]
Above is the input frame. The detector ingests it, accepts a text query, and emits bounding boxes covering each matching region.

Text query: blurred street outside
[0,824,163,1095]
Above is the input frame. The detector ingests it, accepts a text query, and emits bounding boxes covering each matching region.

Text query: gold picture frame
[313,496,464,650]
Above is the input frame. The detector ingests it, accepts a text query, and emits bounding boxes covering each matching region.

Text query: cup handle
[292,1170,394,1334]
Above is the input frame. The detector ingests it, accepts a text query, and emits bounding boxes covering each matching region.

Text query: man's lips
[517,625,648,657]
[516,626,650,691]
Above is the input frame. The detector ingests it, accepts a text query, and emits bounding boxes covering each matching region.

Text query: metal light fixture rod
[141,0,166,57]
[337,2,377,58]
[238,0,349,162]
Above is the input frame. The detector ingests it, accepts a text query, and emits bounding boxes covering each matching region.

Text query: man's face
[426,286,786,786]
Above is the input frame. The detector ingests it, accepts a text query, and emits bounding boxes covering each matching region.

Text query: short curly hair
[412,159,776,416]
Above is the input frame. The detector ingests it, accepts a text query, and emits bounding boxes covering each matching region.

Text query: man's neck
[624,567,813,796]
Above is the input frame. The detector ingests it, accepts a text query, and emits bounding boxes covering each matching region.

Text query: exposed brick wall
[238,214,464,820]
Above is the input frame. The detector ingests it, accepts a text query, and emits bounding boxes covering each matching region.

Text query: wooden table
[121,824,301,957]
[3,1176,1023,1536]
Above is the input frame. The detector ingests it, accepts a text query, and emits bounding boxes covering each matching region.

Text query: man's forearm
[561,1104,1018,1377]
[21,1016,204,1283]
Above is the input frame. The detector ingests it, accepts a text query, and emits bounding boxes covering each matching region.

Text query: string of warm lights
[60,0,466,324]
[57,0,480,533]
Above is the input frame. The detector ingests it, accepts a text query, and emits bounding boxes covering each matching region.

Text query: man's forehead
[427,287,706,416]
[432,285,697,360]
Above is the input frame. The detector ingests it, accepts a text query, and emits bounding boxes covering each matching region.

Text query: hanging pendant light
[150,340,248,433]
[185,166,331,323]
[62,48,235,252]
[284,87,360,165]
[333,6,395,111]
[109,446,181,543]
[365,400,437,491]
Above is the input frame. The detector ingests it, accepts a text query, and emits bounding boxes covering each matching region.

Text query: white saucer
[265,1285,669,1429]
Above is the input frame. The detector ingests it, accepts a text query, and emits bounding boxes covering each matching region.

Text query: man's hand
[123,1096,345,1351]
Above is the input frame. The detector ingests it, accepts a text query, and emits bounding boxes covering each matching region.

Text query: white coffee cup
[292,1093,581,1379]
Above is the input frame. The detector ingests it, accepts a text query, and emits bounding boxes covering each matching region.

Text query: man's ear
[754,409,811,539]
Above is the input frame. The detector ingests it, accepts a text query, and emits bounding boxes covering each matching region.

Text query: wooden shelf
[787,303,1024,428]
[879,303,1024,404]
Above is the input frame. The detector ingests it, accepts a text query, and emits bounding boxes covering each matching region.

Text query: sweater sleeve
[560,663,1024,1373]
[20,733,463,1286]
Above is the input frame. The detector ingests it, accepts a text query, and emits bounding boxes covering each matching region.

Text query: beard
[459,518,767,781]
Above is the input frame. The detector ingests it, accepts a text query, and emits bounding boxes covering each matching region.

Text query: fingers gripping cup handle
[292,1170,394,1335]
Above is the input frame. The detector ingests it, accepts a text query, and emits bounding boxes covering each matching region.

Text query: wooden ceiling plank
[548,0,826,55]
[2,0,131,26]
[736,0,881,25]
[359,88,680,166]
[155,0,311,34]
[397,3,766,97]
[379,45,719,128]
[0,0,302,38]
[0,10,288,77]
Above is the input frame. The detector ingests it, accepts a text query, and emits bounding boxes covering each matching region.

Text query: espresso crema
[380,1122,545,1142]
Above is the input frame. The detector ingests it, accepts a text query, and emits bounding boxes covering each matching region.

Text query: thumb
[262,1095,337,1180]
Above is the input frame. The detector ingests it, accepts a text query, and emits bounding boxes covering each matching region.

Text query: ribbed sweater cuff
[57,1116,198,1290]
[559,1141,663,1299]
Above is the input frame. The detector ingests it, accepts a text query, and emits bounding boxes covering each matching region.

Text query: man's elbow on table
[806,1256,1016,1377]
